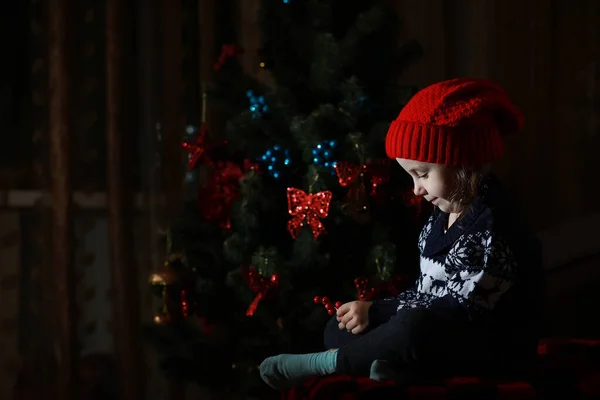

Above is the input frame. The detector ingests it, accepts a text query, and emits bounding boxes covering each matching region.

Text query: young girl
[259,78,544,390]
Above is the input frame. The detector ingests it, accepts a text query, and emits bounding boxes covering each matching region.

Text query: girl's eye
[417,173,428,179]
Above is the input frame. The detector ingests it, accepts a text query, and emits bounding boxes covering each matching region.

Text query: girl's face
[396,158,463,214]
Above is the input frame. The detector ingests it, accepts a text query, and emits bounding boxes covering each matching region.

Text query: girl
[259,78,544,390]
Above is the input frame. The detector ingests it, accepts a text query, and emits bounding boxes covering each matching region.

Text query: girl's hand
[336,301,372,334]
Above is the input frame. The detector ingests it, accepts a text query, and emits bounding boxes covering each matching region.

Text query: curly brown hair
[447,164,491,213]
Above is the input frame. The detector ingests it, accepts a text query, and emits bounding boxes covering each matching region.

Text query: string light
[311,140,337,173]
[258,145,290,178]
[246,90,269,119]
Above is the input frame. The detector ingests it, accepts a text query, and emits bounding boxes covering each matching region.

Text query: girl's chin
[435,202,462,214]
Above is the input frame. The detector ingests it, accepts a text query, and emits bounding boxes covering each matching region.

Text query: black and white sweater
[369,175,543,334]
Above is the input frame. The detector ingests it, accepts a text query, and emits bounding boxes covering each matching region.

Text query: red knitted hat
[385,78,524,166]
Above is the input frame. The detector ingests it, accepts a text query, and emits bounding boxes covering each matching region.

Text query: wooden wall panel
[551,0,600,218]
[443,0,495,79]
[161,0,185,217]
[0,212,20,395]
[583,1,600,213]
[551,1,587,219]
[394,0,448,87]
[48,0,77,397]
[395,0,599,230]
[488,0,556,229]
[106,0,144,398]
[75,216,113,355]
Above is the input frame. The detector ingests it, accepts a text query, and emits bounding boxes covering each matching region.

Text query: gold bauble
[148,267,178,285]
[153,314,170,325]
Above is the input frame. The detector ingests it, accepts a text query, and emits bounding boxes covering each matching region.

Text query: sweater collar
[421,174,496,257]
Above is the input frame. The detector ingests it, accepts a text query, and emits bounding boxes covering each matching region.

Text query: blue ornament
[311,140,337,173]
[283,0,290,3]
[246,90,269,119]
[185,125,196,136]
[258,145,291,178]
[184,171,196,183]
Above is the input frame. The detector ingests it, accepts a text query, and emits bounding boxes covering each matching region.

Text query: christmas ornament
[185,124,196,136]
[246,90,269,118]
[182,124,227,171]
[334,159,391,197]
[182,87,226,171]
[182,125,210,171]
[257,47,271,70]
[258,145,290,178]
[286,188,332,239]
[242,265,280,316]
[180,289,189,317]
[151,281,172,323]
[149,252,199,324]
[148,265,179,286]
[314,296,342,316]
[197,161,243,230]
[311,140,337,172]
[353,276,410,301]
[335,159,391,221]
[153,313,170,325]
[148,261,185,323]
[214,44,243,71]
[354,277,375,301]
[243,158,261,174]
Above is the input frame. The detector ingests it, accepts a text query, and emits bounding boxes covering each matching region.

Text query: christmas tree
[146,0,426,395]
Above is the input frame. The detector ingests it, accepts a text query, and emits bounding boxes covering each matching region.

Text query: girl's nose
[413,184,427,196]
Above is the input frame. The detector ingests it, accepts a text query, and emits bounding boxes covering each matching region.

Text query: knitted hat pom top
[385,78,524,166]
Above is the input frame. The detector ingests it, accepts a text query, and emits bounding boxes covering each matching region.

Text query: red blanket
[283,339,600,400]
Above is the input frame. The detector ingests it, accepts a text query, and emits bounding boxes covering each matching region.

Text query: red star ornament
[182,125,209,171]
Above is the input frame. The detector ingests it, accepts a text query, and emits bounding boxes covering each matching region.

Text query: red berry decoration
[314,294,342,315]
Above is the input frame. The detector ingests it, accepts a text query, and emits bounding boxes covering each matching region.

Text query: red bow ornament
[197,161,242,230]
[242,265,280,316]
[286,188,332,239]
[334,159,391,196]
[242,158,261,177]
